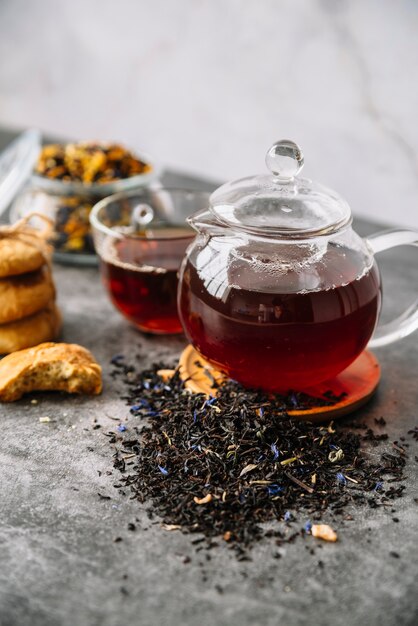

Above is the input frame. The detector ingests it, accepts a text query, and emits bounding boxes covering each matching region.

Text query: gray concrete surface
[0,132,417,626]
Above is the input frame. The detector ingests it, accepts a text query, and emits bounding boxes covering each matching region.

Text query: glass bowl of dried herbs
[10,141,159,265]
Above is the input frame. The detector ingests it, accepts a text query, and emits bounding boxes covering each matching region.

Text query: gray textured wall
[0,0,417,228]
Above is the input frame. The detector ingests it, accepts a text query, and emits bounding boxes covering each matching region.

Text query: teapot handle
[366,229,418,347]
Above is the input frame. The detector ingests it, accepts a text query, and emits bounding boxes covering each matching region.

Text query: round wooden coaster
[177,345,381,423]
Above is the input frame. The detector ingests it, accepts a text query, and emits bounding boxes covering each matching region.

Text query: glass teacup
[90,188,210,334]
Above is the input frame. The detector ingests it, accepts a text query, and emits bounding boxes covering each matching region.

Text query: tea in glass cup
[91,188,210,334]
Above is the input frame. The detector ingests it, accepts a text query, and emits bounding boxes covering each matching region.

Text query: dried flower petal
[311,524,338,542]
[239,464,258,477]
[267,484,284,496]
[328,449,344,463]
[280,457,297,466]
[193,494,213,505]
[336,472,347,485]
[157,369,175,382]
[270,443,280,460]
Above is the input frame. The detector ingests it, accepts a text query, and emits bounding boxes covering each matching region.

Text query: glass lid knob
[265,139,304,182]
[132,203,154,228]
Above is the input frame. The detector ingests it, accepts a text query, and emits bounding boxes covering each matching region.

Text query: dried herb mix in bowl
[15,141,155,258]
[35,142,152,184]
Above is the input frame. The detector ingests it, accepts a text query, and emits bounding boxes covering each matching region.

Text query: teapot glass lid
[209,140,352,238]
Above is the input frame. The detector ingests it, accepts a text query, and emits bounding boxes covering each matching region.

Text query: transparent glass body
[179,222,382,390]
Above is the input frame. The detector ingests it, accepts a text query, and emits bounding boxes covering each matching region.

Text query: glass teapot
[178,140,418,391]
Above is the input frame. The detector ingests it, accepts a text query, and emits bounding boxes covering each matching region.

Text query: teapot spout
[188,209,225,235]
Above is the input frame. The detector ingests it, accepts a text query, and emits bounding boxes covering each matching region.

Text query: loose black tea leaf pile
[108,361,409,555]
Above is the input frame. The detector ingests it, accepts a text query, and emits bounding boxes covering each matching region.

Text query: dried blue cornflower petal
[374,481,383,491]
[143,381,151,390]
[304,520,312,533]
[117,424,127,433]
[158,465,169,476]
[193,409,198,423]
[270,443,280,460]
[267,484,284,496]
[284,511,293,522]
[206,396,217,406]
[336,472,347,485]
[290,393,298,408]
[130,399,150,413]
[258,407,265,417]
[329,444,339,450]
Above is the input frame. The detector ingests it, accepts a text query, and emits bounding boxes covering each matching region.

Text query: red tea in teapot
[179,244,381,390]
[101,227,193,334]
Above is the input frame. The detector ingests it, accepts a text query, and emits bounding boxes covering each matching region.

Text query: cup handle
[366,229,418,348]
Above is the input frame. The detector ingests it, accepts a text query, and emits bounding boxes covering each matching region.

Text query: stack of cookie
[0,221,61,354]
